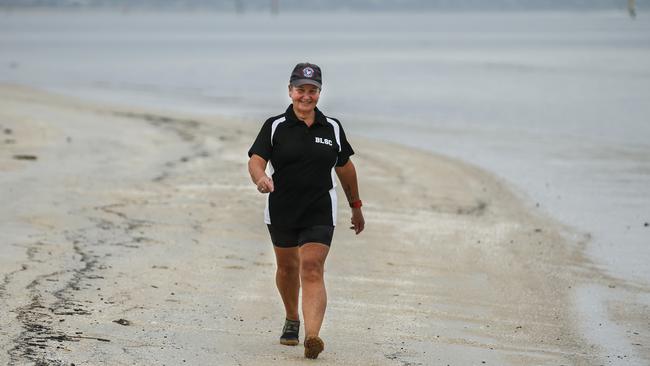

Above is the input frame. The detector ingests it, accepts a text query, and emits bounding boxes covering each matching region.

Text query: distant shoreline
[0,6,640,14]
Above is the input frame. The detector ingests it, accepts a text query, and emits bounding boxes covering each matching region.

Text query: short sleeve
[335,122,355,167]
[248,119,273,161]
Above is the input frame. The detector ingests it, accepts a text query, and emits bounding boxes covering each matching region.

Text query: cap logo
[303,67,314,78]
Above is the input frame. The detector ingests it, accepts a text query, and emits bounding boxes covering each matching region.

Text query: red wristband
[349,200,362,209]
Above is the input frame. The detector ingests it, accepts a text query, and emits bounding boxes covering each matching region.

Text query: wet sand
[1,85,647,365]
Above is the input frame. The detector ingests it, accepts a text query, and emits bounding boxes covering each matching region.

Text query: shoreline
[0,7,638,15]
[0,84,646,365]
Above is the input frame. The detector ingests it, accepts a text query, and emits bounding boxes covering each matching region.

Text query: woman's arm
[335,159,365,234]
[248,154,274,193]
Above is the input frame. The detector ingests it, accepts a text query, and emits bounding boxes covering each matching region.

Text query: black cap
[289,62,322,88]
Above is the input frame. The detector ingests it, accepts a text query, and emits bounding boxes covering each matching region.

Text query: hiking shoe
[304,336,325,359]
[280,319,300,346]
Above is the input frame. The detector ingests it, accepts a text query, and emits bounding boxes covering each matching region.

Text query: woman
[247,62,364,359]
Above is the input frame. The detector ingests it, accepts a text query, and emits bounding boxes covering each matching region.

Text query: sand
[1,85,647,365]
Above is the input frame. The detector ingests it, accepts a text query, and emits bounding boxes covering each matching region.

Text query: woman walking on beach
[247,62,365,359]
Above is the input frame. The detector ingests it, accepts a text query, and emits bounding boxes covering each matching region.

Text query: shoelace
[284,320,300,333]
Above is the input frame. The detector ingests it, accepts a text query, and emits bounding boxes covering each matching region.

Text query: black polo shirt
[248,105,354,228]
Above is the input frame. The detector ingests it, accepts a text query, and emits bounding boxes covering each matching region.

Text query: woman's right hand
[256,176,274,194]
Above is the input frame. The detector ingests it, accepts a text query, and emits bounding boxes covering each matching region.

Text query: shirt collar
[285,104,327,127]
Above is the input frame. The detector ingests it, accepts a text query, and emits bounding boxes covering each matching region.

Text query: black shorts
[267,225,334,248]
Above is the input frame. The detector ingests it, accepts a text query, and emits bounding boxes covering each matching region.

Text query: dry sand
[0,85,647,365]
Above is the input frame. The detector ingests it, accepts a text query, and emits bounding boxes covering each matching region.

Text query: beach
[1,84,647,365]
[2,9,650,365]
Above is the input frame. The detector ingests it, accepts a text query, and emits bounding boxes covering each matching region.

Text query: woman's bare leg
[273,246,301,321]
[299,243,329,337]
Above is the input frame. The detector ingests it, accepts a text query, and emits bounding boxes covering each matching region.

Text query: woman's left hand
[350,208,365,235]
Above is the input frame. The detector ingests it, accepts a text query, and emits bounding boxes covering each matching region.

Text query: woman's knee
[300,260,324,282]
[275,247,300,277]
[277,262,300,277]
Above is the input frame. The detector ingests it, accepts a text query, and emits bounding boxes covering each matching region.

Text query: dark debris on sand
[113,318,131,326]
[13,154,38,161]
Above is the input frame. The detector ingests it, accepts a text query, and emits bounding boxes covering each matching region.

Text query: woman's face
[289,84,320,114]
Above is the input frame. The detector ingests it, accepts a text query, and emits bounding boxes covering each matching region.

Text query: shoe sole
[304,336,324,359]
[280,338,299,346]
